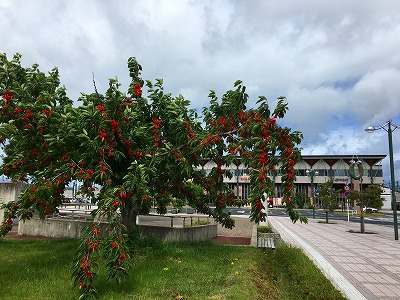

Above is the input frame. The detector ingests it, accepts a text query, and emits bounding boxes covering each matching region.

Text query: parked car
[363,207,378,213]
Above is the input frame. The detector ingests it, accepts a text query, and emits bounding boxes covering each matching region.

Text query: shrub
[258,225,273,233]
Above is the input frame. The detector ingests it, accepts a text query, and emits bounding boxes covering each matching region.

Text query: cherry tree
[0,53,304,299]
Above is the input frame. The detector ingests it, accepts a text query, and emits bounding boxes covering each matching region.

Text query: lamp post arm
[366,120,399,133]
[390,121,399,132]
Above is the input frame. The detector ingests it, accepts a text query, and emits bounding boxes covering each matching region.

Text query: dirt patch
[2,225,48,240]
[213,236,251,245]
[348,230,377,234]
[250,269,279,300]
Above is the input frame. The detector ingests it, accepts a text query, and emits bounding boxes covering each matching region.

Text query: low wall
[18,217,100,238]
[0,182,29,224]
[140,224,217,242]
[18,217,217,242]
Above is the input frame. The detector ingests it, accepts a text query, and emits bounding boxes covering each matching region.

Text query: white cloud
[350,69,400,123]
[1,0,400,181]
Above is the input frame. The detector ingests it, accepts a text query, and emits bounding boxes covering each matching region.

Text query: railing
[48,207,94,222]
[137,214,214,228]
[60,202,93,209]
[50,207,214,228]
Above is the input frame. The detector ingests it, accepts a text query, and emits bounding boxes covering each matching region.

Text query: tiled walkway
[214,216,257,245]
[269,216,400,300]
[216,216,256,237]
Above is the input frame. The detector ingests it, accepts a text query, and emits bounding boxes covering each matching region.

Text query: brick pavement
[269,216,400,300]
[214,216,257,245]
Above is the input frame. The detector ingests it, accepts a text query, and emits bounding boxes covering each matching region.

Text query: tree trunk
[121,199,141,236]
[360,194,365,233]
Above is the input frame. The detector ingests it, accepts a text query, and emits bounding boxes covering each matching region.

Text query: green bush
[186,220,210,227]
[258,225,273,233]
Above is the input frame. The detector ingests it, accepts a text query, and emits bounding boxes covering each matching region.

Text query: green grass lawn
[0,237,346,300]
[336,211,385,217]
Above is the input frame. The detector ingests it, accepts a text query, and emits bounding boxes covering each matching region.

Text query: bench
[257,236,275,250]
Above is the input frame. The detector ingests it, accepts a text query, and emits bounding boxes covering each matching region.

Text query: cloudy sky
[1,0,400,184]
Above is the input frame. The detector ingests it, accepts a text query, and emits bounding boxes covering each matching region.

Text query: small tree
[0,53,305,299]
[364,184,384,209]
[318,179,339,223]
[346,189,359,209]
[347,184,383,210]
[293,191,308,209]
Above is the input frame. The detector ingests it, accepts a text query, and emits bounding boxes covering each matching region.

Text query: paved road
[227,207,396,227]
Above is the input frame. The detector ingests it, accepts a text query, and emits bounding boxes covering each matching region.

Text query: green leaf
[234,80,242,87]
[256,96,267,103]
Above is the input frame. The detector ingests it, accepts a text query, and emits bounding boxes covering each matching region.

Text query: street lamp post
[306,169,318,219]
[366,120,399,240]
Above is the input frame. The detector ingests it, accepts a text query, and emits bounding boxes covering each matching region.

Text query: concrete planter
[18,217,106,239]
[18,216,217,242]
[257,232,281,244]
[140,224,217,242]
[257,223,282,246]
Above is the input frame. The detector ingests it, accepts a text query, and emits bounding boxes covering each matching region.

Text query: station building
[199,155,386,208]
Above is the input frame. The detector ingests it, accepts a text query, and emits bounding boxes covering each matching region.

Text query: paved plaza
[268,216,400,300]
[211,214,400,300]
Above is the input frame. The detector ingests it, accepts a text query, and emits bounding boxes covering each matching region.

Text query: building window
[317,169,328,176]
[227,183,236,191]
[234,169,250,176]
[241,183,250,199]
[296,169,308,176]
[296,184,308,194]
[368,169,383,177]
[202,169,211,176]
[334,169,347,176]
[276,185,281,198]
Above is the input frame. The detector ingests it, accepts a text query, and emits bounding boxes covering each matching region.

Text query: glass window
[228,183,236,191]
[334,169,347,176]
[241,183,250,199]
[368,169,383,177]
[297,169,307,176]
[296,184,308,193]
[276,185,281,198]
[234,168,241,176]
[202,169,211,175]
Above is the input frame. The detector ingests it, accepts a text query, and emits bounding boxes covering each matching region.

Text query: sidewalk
[268,216,400,300]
